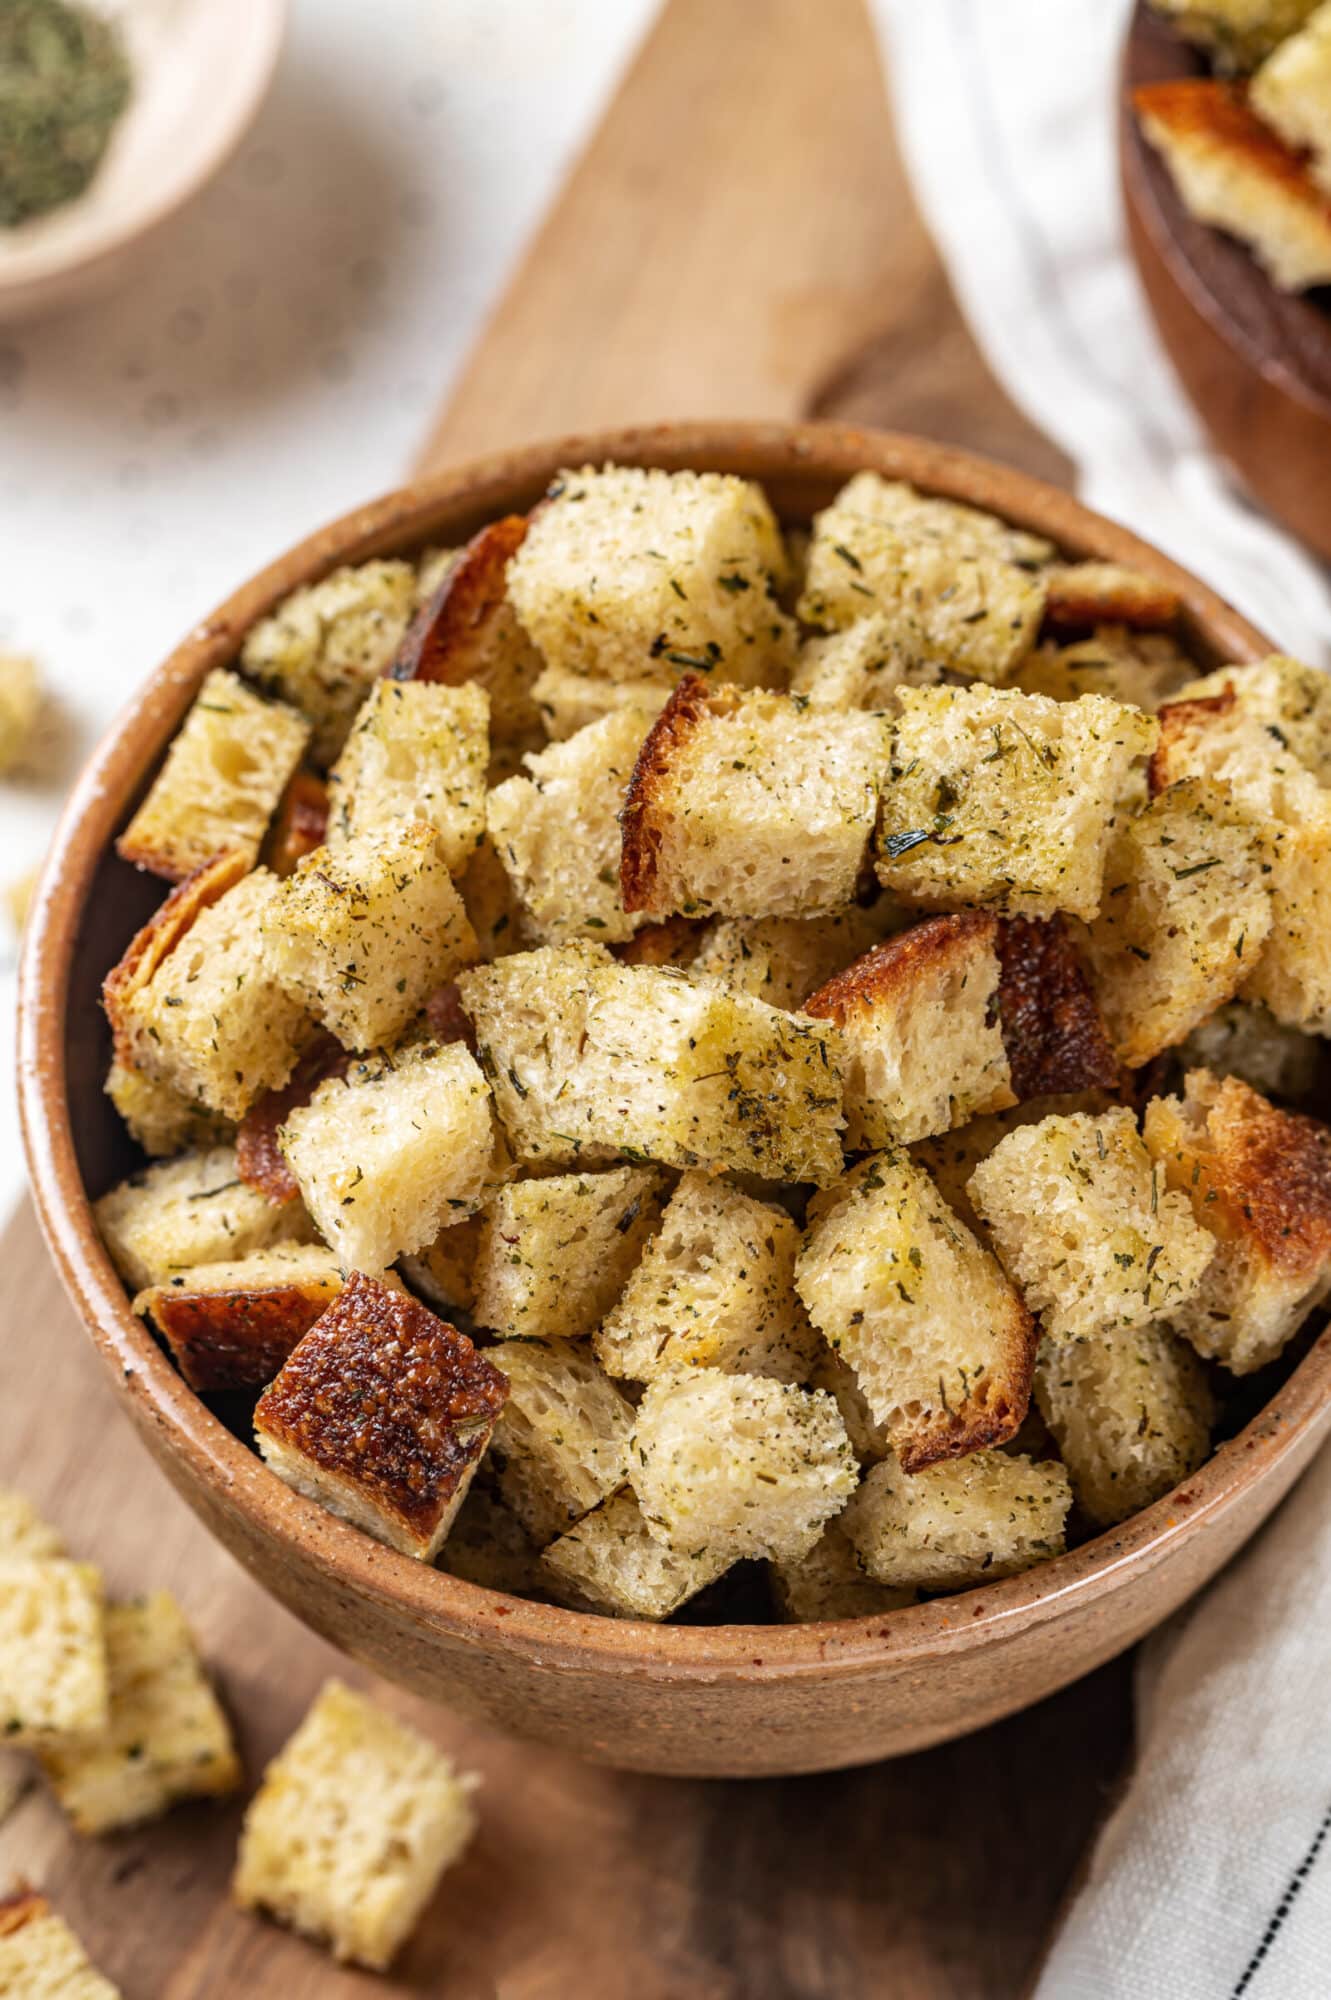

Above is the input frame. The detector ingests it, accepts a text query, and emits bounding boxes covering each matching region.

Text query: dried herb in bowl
[0,0,131,229]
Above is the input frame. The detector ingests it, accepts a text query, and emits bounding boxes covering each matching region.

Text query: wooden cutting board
[0,2,1126,1993]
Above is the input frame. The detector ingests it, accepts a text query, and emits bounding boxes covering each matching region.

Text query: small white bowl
[0,0,286,323]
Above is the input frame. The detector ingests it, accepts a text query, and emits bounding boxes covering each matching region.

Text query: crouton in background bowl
[18,421,1331,1778]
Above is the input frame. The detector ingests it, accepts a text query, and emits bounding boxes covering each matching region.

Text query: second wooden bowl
[19,420,1331,1777]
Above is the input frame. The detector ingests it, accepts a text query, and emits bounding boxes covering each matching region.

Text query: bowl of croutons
[19,421,1331,1777]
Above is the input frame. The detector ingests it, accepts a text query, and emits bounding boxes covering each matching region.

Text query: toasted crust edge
[619,672,725,915]
[1149,687,1236,796]
[390,513,529,686]
[137,1278,341,1392]
[803,911,999,1025]
[264,768,329,878]
[101,849,250,1068]
[1041,563,1181,636]
[996,915,1121,1099]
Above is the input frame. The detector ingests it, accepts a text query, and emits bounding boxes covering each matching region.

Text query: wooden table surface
[1,3,1130,1993]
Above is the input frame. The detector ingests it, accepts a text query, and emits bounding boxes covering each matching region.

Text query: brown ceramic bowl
[19,420,1331,1778]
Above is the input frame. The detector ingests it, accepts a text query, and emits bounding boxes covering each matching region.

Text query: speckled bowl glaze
[19,422,1331,1778]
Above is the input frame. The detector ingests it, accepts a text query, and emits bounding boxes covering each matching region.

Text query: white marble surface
[1,0,656,1204]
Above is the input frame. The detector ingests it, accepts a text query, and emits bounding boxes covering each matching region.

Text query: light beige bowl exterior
[19,421,1330,1778]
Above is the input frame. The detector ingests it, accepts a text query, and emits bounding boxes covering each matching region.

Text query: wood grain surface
[3,0,1128,1992]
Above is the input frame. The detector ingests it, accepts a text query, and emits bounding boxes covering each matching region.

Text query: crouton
[264,766,329,877]
[233,1679,477,1971]
[40,1592,240,1834]
[236,1034,350,1206]
[0,652,41,773]
[256,1274,507,1557]
[110,868,314,1120]
[0,1560,107,1747]
[279,1042,501,1272]
[1175,999,1325,1102]
[1148,0,1320,70]
[1040,564,1181,636]
[435,1485,543,1596]
[909,1092,1121,1236]
[94,1144,314,1293]
[594,1172,817,1384]
[798,472,1048,684]
[471,1166,665,1343]
[326,681,489,872]
[0,1487,63,1562]
[461,948,847,1183]
[633,1369,856,1562]
[261,821,477,1052]
[485,1338,635,1544]
[0,1891,120,1999]
[1035,1326,1213,1528]
[689,903,904,1010]
[116,669,310,882]
[796,1151,1035,1469]
[487,708,651,945]
[133,1244,347,1392]
[541,1489,731,1619]
[1253,1,1331,190]
[534,665,673,741]
[1151,689,1331,1031]
[415,545,459,604]
[507,464,794,686]
[1145,1069,1331,1370]
[844,1450,1072,1592]
[809,1349,892,1463]
[621,677,889,921]
[400,1216,484,1317]
[102,849,250,1065]
[1135,79,1331,290]
[390,515,542,739]
[1172,655,1331,784]
[804,913,1116,1146]
[789,615,944,713]
[240,558,417,764]
[769,1519,916,1623]
[876,684,1156,921]
[967,1107,1215,1340]
[1015,626,1193,712]
[1081,778,1275,1066]
[104,1061,232,1160]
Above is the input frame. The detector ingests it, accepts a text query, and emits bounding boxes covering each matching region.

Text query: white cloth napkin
[871,3,1331,1994]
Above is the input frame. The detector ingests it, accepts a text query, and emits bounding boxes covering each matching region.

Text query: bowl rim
[20,416,1331,1686]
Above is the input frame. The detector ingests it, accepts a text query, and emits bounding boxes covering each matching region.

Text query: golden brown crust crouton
[135,1245,347,1392]
[1041,563,1180,636]
[996,915,1121,1099]
[255,1273,509,1559]
[264,768,329,878]
[102,849,249,1068]
[236,1033,351,1205]
[1145,1069,1331,1371]
[620,673,713,915]
[391,514,543,738]
[1148,687,1238,797]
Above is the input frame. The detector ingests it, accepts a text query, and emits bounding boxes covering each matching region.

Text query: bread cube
[1147,0,1319,70]
[394,513,542,738]
[595,1172,818,1385]
[790,616,944,713]
[534,665,672,741]
[620,677,889,921]
[133,1244,347,1392]
[457,943,617,1168]
[327,680,488,872]
[0,1487,63,1562]
[1252,0,1331,192]
[471,1166,665,1342]
[435,1485,543,1596]
[1040,564,1180,636]
[117,669,310,882]
[1174,655,1331,785]
[1176,1000,1325,1104]
[486,1339,635,1544]
[280,1042,500,1271]
[876,684,1156,921]
[796,1152,1035,1470]
[632,1369,857,1562]
[104,1061,231,1160]
[487,708,651,944]
[264,766,329,877]
[810,1348,892,1464]
[0,1560,107,1747]
[241,558,417,764]
[770,1519,916,1623]
[1135,80,1331,292]
[799,472,1048,683]
[234,1679,477,1971]
[1082,778,1274,1067]
[1145,1069,1331,1371]
[0,652,41,773]
[94,1144,314,1293]
[261,821,477,1052]
[40,1592,240,1834]
[845,1451,1071,1592]
[400,1216,484,1317]
[1014,626,1192,712]
[967,1107,1215,1341]
[256,1274,508,1557]
[541,1489,731,1619]
[506,463,794,685]
[1035,1327,1214,1528]
[0,1892,120,1999]
[689,904,903,1010]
